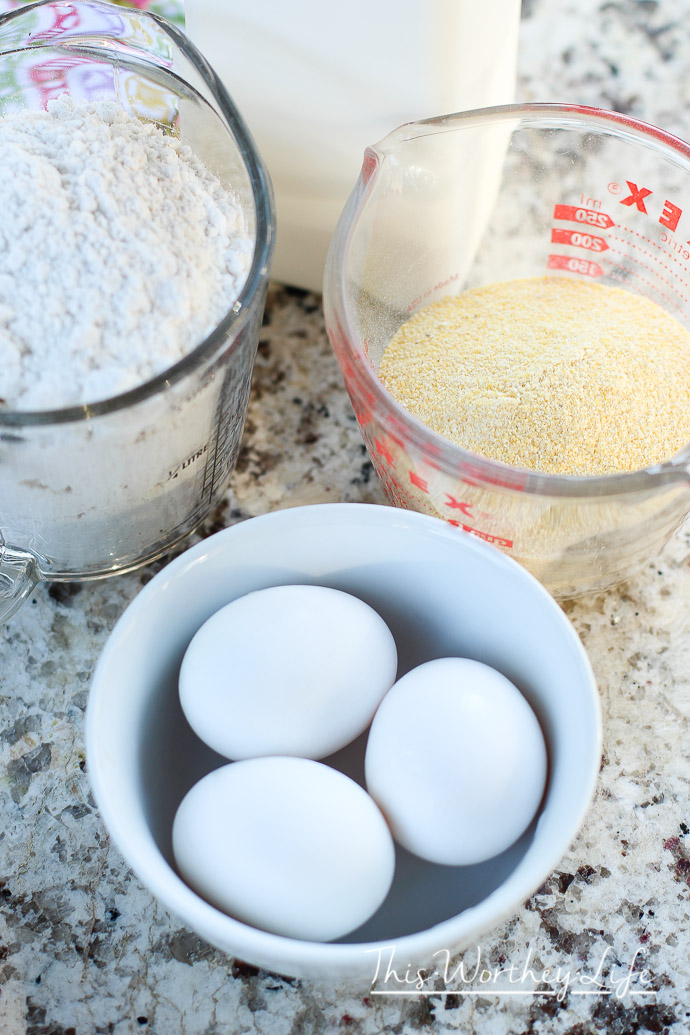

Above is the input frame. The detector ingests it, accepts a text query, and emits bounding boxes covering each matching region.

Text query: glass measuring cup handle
[0,532,39,623]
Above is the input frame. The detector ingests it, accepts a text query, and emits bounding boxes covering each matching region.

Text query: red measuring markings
[553,204,615,229]
[408,470,429,493]
[548,254,603,277]
[444,495,474,518]
[448,522,514,549]
[374,437,395,466]
[551,228,608,253]
[444,496,495,523]
[370,458,409,509]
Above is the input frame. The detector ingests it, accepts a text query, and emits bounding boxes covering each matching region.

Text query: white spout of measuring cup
[0,531,39,623]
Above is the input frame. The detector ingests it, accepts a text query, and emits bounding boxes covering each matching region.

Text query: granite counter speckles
[231,287,386,514]
[518,0,690,134]
[3,0,690,1031]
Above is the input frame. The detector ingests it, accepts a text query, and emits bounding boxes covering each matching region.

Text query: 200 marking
[569,232,601,251]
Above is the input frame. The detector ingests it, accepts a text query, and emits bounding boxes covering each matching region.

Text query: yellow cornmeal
[378,277,690,475]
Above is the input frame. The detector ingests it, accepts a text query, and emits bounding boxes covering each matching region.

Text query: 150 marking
[547,254,603,277]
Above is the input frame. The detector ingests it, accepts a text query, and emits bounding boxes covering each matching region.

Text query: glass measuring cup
[0,0,274,622]
[324,103,690,598]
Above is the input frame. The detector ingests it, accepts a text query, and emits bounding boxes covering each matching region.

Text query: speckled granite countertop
[2,0,690,1032]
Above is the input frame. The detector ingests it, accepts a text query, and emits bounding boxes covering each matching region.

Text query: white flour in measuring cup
[0,96,252,410]
[0,96,256,577]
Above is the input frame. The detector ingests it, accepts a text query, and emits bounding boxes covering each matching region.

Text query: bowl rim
[85,502,602,978]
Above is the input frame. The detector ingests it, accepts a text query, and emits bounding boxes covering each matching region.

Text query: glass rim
[0,0,275,427]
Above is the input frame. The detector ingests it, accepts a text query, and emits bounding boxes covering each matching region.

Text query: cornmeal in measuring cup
[378,277,690,476]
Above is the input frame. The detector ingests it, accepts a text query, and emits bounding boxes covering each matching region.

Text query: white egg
[179,584,397,760]
[172,757,396,941]
[365,658,547,866]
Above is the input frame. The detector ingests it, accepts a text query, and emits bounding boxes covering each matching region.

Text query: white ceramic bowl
[86,503,601,982]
